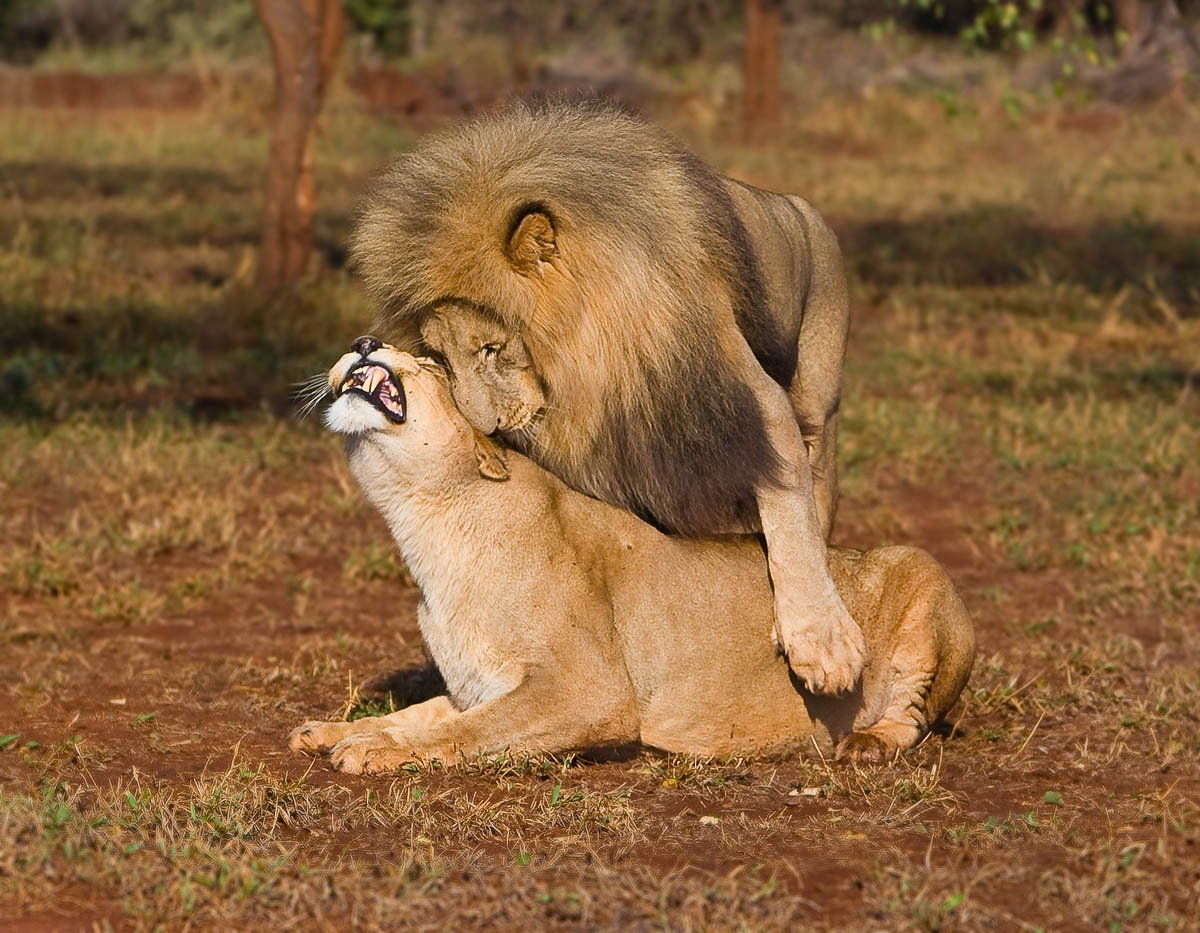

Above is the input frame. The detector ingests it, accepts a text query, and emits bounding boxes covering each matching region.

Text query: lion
[287,341,975,774]
[349,99,862,695]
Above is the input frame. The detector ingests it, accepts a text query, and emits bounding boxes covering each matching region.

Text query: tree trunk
[1112,0,1141,49]
[1097,0,1200,103]
[409,0,427,59]
[1052,0,1085,38]
[505,1,535,96]
[254,0,344,289]
[743,0,783,139]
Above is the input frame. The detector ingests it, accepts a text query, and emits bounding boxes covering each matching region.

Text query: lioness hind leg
[834,676,931,764]
[836,548,976,764]
[331,673,641,775]
[835,730,893,764]
[289,696,457,756]
[840,585,940,764]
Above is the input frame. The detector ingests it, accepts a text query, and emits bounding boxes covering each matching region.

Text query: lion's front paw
[288,720,352,755]
[775,593,866,695]
[330,734,411,775]
[835,731,892,764]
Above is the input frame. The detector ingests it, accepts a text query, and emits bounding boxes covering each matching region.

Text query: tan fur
[289,348,976,774]
[351,100,865,695]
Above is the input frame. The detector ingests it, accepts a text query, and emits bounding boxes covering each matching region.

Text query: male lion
[350,99,862,695]
[288,342,975,774]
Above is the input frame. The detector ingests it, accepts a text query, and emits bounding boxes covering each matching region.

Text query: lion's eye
[481,344,503,361]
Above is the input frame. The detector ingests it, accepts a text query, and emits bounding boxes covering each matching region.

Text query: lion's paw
[288,720,351,755]
[776,596,866,695]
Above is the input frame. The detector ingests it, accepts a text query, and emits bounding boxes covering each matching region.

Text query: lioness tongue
[380,388,403,415]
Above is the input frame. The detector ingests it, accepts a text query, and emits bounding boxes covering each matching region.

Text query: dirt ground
[1,71,1198,931]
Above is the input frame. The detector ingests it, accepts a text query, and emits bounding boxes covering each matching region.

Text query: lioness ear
[473,430,510,482]
[507,211,557,276]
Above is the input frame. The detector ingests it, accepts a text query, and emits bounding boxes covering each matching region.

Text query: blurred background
[1,0,1198,410]
[1,5,1198,927]
[1,1,1197,412]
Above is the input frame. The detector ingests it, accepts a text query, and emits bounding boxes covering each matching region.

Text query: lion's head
[419,302,545,442]
[349,101,727,461]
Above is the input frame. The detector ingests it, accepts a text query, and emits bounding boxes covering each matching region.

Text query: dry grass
[1,74,1198,930]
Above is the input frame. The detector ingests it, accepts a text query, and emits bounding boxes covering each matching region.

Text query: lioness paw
[330,734,410,775]
[288,720,351,755]
[775,594,866,695]
[835,731,892,764]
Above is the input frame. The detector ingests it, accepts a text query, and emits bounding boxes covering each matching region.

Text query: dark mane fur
[577,355,775,535]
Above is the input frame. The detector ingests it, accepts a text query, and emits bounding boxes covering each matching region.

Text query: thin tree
[254,0,344,289]
[1113,0,1142,43]
[743,0,783,138]
[1100,0,1200,102]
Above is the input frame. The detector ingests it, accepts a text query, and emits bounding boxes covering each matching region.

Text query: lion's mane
[350,99,792,534]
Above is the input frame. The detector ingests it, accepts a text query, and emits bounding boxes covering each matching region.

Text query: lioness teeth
[340,363,405,422]
[344,365,392,396]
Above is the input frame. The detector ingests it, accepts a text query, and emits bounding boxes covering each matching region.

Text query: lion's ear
[473,430,511,482]
[419,313,446,349]
[507,211,557,276]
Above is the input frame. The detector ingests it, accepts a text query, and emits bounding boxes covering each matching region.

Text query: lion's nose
[351,335,382,357]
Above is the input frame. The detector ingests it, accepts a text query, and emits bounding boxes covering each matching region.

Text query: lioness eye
[481,344,502,360]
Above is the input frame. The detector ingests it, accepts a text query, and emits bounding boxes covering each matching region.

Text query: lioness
[351,99,862,696]
[288,341,975,774]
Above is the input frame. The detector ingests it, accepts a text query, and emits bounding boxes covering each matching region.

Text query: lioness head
[419,302,545,440]
[324,335,510,483]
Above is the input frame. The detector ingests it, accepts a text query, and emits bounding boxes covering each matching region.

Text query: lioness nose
[351,335,382,357]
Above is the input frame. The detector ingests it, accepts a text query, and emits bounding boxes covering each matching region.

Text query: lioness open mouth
[339,363,406,423]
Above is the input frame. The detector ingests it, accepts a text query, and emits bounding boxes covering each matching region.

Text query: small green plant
[347,694,396,722]
[341,545,415,585]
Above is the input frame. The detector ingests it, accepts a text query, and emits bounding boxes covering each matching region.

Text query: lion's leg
[786,195,848,543]
[803,410,839,544]
[330,675,640,775]
[740,347,865,695]
[288,695,457,756]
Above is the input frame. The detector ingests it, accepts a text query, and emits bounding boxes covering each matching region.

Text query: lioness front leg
[331,674,639,775]
[748,367,865,694]
[289,695,457,755]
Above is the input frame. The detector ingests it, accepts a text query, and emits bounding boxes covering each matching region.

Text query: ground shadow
[0,285,354,419]
[836,204,1200,313]
[362,661,447,709]
[0,159,252,201]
